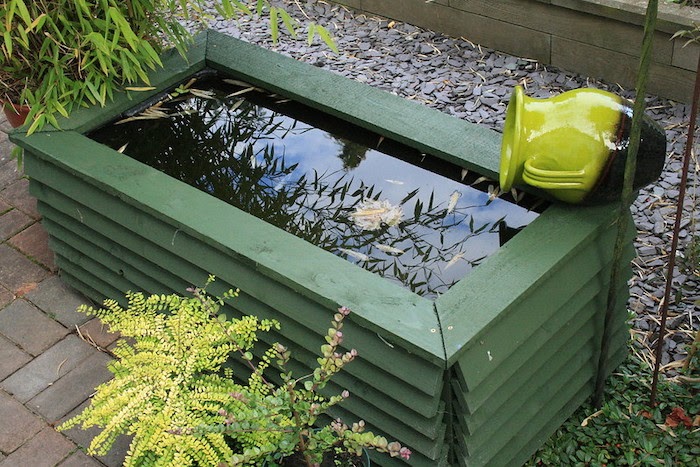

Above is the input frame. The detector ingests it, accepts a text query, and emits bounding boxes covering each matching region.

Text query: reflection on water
[89,75,540,299]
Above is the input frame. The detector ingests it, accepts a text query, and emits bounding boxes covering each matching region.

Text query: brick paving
[0,116,128,466]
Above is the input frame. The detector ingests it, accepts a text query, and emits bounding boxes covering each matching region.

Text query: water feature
[90,74,540,298]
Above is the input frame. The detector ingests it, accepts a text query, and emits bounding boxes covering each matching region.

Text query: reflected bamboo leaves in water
[90,77,538,298]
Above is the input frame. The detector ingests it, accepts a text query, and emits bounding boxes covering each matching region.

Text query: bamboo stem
[593,0,658,408]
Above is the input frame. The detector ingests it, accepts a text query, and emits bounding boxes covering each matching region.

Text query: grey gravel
[200,1,698,374]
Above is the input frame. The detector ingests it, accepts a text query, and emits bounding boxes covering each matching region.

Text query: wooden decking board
[439,207,629,387]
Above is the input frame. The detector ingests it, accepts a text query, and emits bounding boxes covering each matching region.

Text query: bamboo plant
[0,0,334,134]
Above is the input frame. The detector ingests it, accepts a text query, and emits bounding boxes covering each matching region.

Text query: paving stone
[0,285,12,310]
[28,351,113,422]
[9,222,56,272]
[0,209,33,242]
[0,299,68,356]
[0,334,32,382]
[0,177,40,219]
[56,450,104,467]
[0,158,20,192]
[0,198,10,215]
[0,244,49,294]
[60,400,131,467]
[78,318,120,349]
[0,426,75,467]
[25,277,91,328]
[1,335,96,403]
[0,390,45,454]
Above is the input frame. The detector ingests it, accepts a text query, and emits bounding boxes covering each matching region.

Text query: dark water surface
[90,75,540,298]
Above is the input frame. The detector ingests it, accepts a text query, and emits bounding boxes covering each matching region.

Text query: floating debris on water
[510,188,524,203]
[375,244,405,255]
[223,78,255,87]
[125,86,157,92]
[229,100,244,112]
[351,198,403,231]
[227,86,259,97]
[188,88,216,99]
[447,190,461,214]
[445,252,465,269]
[338,248,370,262]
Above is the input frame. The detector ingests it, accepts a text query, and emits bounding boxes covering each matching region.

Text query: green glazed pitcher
[499,85,666,204]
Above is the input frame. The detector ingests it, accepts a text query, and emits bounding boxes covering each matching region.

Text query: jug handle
[522,159,586,189]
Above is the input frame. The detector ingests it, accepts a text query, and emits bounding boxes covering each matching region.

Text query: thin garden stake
[593,0,658,408]
[650,52,700,406]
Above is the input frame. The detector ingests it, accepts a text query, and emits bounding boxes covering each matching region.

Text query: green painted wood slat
[45,225,449,460]
[34,188,447,433]
[452,259,630,418]
[24,147,447,398]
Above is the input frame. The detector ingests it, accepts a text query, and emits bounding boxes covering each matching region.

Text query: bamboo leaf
[124,86,157,92]
[413,200,422,219]
[3,31,12,56]
[400,188,420,205]
[140,42,163,68]
[26,113,46,136]
[14,24,28,49]
[85,79,104,105]
[278,8,298,38]
[269,7,279,43]
[307,23,316,46]
[314,24,338,53]
[231,0,252,16]
[14,0,31,28]
[109,7,139,50]
[54,100,68,118]
[24,13,47,34]
[5,0,16,32]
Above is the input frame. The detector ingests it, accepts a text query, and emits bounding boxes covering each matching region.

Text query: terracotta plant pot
[2,101,31,128]
[499,85,667,204]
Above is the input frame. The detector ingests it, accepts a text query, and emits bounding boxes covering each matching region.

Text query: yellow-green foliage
[59,284,278,467]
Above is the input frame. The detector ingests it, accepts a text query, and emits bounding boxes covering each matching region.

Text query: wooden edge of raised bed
[437,202,629,367]
[204,30,503,180]
[11,30,620,375]
[11,129,446,365]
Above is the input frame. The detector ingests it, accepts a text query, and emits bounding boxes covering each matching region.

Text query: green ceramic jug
[499,85,666,204]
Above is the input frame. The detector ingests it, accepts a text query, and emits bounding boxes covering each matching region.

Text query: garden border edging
[332,0,700,103]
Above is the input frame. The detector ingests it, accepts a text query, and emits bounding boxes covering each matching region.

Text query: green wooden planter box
[11,31,633,466]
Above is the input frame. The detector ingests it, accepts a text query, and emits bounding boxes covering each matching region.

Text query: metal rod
[649,51,700,406]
